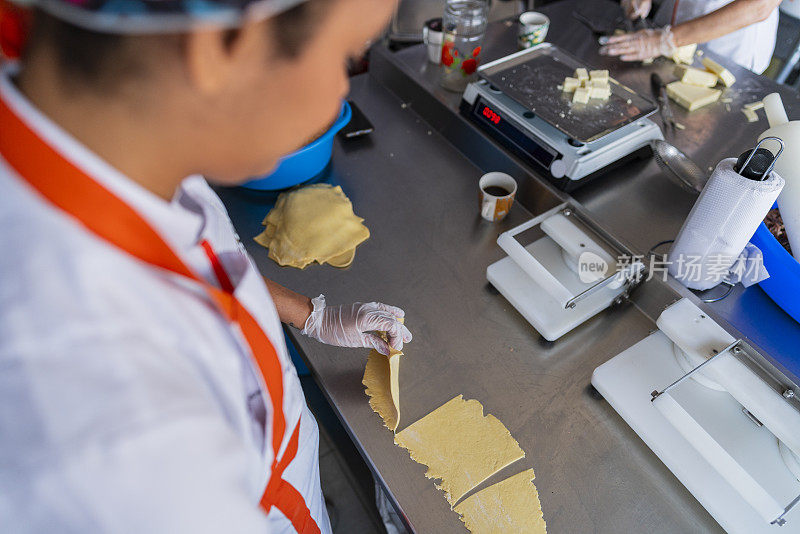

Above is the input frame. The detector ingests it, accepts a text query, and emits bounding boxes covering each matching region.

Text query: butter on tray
[564,68,611,102]
[590,85,611,100]
[572,87,590,104]
[589,69,609,82]
[666,81,721,111]
[562,77,580,93]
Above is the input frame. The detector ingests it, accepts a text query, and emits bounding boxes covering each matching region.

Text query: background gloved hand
[599,26,676,61]
[621,0,652,19]
[301,295,412,356]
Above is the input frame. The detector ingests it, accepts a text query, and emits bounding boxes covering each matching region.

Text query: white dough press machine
[593,298,800,532]
[486,203,645,341]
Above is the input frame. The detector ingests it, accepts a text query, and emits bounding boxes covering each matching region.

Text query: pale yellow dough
[363,322,404,431]
[394,395,525,506]
[254,184,369,269]
[453,469,547,534]
[363,347,402,431]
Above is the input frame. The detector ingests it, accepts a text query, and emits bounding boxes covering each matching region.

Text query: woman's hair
[22,0,327,90]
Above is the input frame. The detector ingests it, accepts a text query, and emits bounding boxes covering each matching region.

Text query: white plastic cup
[423,18,443,64]
[518,12,549,49]
[479,172,517,222]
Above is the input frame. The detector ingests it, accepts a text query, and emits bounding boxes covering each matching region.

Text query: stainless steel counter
[219,83,716,534]
[370,0,800,381]
[217,1,800,531]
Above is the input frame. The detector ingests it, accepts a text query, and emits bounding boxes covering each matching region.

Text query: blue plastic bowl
[242,101,352,191]
[751,218,800,323]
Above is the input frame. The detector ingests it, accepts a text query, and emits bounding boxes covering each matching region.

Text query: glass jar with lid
[439,0,489,92]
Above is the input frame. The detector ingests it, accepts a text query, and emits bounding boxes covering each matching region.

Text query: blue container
[751,220,800,323]
[243,101,352,191]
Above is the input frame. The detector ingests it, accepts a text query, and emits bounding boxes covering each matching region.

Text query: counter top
[217,1,799,531]
[218,80,718,534]
[373,0,800,381]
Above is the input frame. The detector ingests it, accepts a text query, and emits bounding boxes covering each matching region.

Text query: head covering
[1,0,30,58]
[8,0,310,33]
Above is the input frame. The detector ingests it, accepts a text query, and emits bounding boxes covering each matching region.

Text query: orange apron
[0,94,320,534]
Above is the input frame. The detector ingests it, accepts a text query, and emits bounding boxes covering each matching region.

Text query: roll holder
[652,137,785,302]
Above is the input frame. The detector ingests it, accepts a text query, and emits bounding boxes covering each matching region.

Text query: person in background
[600,0,781,74]
[0,0,410,532]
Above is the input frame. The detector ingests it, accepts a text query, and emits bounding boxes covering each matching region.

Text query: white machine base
[592,332,800,533]
[487,237,626,341]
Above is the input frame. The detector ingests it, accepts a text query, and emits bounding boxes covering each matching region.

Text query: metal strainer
[651,140,708,194]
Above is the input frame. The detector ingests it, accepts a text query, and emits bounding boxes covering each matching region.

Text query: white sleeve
[56,413,272,534]
[0,328,274,534]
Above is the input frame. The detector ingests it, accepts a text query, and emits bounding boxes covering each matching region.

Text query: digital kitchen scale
[460,44,663,191]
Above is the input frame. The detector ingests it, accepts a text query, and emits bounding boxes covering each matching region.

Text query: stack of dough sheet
[254,184,369,269]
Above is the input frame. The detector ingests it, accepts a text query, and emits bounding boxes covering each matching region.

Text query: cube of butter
[572,87,590,104]
[669,44,697,64]
[590,85,611,100]
[574,68,589,83]
[562,77,580,93]
[742,108,759,122]
[702,57,736,87]
[674,66,718,88]
[589,70,609,82]
[666,81,721,111]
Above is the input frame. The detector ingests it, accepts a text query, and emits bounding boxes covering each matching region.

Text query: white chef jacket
[0,66,332,534]
[675,0,778,74]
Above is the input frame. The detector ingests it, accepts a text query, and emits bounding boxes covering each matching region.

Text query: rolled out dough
[394,395,525,506]
[363,347,402,431]
[254,184,369,269]
[453,469,547,534]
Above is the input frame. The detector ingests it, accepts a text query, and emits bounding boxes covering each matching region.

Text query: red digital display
[481,104,502,125]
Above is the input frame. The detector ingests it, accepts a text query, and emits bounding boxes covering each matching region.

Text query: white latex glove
[621,0,651,19]
[301,295,412,355]
[599,26,676,62]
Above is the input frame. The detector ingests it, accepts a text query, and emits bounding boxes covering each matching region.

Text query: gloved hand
[599,26,676,62]
[301,295,412,356]
[621,0,651,19]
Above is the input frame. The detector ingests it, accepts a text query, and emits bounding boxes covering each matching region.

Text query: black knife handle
[650,72,665,98]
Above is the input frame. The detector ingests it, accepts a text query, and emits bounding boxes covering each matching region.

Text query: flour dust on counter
[453,469,547,534]
[394,395,525,506]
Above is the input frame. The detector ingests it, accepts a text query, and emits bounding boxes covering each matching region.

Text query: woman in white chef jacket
[0,0,409,532]
[601,0,781,74]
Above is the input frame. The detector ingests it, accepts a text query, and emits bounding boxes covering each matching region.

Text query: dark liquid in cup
[483,185,511,197]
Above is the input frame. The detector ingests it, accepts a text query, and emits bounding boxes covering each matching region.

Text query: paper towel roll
[668,158,784,290]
